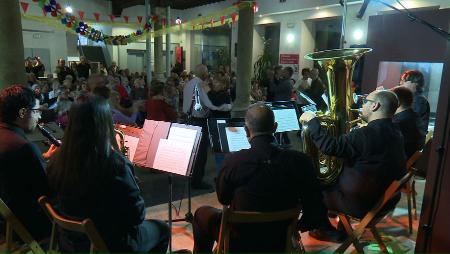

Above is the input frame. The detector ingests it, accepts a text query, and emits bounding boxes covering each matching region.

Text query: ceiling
[110,0,226,15]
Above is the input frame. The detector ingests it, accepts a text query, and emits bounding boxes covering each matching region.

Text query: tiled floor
[146,180,425,253]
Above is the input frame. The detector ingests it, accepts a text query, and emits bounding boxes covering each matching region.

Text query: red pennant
[137,16,143,23]
[210,17,214,27]
[20,2,29,13]
[162,18,166,26]
[151,15,158,23]
[231,13,237,23]
[93,12,100,22]
[123,16,129,23]
[42,8,48,16]
[78,11,85,20]
[220,16,225,25]
[108,14,115,22]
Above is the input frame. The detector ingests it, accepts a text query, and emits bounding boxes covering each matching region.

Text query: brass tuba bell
[302,48,372,185]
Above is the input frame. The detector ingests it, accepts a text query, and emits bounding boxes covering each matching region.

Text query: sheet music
[167,126,198,146]
[124,135,139,161]
[225,127,251,152]
[273,108,300,132]
[153,139,193,175]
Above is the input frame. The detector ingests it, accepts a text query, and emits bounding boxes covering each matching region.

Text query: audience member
[146,82,178,122]
[305,68,327,111]
[76,56,91,79]
[208,75,232,118]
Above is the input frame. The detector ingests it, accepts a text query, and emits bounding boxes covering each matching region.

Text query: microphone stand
[372,0,450,41]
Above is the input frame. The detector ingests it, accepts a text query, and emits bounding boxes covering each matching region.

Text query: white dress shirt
[182,77,230,118]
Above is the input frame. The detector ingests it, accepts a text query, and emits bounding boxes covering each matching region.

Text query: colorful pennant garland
[26,0,252,45]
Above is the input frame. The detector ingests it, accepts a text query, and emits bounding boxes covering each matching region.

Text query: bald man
[192,103,342,253]
[300,90,406,232]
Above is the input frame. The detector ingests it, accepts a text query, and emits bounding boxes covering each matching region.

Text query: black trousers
[192,206,222,253]
[190,117,209,186]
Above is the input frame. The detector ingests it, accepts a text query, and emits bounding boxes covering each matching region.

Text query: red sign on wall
[279,54,299,64]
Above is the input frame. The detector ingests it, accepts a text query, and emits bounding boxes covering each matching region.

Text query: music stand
[116,121,202,252]
[265,101,301,146]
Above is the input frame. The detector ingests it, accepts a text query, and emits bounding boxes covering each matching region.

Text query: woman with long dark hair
[47,96,169,252]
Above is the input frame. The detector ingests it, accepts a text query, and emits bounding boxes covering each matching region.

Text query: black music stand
[118,120,202,253]
[154,123,202,253]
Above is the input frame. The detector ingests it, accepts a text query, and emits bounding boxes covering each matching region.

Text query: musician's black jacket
[393,108,425,158]
[216,135,329,251]
[0,122,51,239]
[47,151,148,252]
[307,117,407,218]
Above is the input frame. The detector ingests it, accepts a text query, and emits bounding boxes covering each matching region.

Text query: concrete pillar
[165,6,171,77]
[152,7,164,80]
[145,0,152,85]
[0,1,25,89]
[232,4,254,117]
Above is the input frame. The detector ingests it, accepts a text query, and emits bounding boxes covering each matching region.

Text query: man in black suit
[0,85,57,240]
[300,90,406,220]
[391,86,425,158]
[400,70,430,137]
[192,103,342,253]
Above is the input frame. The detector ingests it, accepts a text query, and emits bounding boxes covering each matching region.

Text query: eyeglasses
[362,98,376,105]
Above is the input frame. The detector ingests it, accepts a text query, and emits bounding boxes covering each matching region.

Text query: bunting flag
[93,12,100,22]
[20,2,30,13]
[123,16,129,23]
[137,16,143,23]
[42,8,48,16]
[78,11,85,20]
[231,12,237,23]
[27,0,252,44]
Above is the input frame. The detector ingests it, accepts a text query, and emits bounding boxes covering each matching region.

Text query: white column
[0,1,25,88]
[145,0,152,84]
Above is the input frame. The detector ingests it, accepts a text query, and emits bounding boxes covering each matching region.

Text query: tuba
[302,48,372,185]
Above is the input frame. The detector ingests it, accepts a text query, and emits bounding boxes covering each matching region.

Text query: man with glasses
[0,85,57,240]
[300,90,406,240]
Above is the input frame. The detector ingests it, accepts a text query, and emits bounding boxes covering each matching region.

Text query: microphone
[37,124,62,147]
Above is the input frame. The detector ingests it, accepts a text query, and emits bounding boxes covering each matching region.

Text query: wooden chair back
[38,196,109,253]
[216,206,301,253]
[0,198,45,253]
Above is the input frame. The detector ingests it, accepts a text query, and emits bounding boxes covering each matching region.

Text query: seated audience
[300,90,406,222]
[110,93,138,125]
[193,103,339,253]
[0,85,57,240]
[208,75,232,118]
[146,82,178,122]
[391,86,425,158]
[47,96,170,252]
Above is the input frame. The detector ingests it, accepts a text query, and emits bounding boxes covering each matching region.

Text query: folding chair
[0,198,46,253]
[401,150,423,235]
[335,172,413,253]
[38,196,109,254]
[215,205,303,253]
